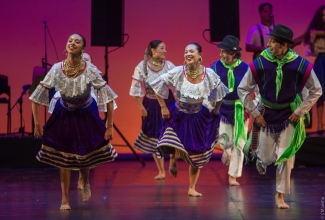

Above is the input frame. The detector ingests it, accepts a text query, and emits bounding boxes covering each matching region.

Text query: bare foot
[169,157,178,177]
[77,179,84,190]
[229,175,240,186]
[82,183,91,202]
[60,204,71,210]
[154,174,165,180]
[60,194,70,210]
[188,189,202,197]
[275,193,290,209]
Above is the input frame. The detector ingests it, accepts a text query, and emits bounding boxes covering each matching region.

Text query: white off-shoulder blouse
[29,61,117,112]
[129,60,175,97]
[149,66,229,103]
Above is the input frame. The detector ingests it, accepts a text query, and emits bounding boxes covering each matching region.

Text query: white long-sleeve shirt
[237,68,322,118]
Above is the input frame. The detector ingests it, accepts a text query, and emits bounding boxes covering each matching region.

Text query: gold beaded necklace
[149,58,162,66]
[65,60,81,69]
[63,59,82,78]
[186,65,202,79]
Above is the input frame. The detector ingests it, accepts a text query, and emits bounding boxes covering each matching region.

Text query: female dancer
[150,42,228,196]
[30,34,118,210]
[130,40,175,180]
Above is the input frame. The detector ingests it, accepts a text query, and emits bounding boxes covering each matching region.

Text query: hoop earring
[63,49,67,56]
[183,60,187,65]
[198,57,203,64]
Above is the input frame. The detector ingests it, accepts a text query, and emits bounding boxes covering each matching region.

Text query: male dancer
[211,35,249,186]
[238,24,322,209]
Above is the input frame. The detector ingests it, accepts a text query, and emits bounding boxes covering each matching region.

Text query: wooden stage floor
[0,160,324,220]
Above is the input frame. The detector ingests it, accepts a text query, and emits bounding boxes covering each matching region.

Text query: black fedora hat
[217,35,242,51]
[269,24,295,45]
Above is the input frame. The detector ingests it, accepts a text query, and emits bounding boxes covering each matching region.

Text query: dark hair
[82,52,92,63]
[259,2,272,13]
[148,40,163,56]
[225,50,241,59]
[270,36,289,46]
[143,40,163,76]
[188,42,202,53]
[74,33,86,48]
[303,5,325,45]
[235,52,241,59]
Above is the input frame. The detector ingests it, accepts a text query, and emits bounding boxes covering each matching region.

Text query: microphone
[270,14,275,26]
[43,20,47,24]
[22,84,31,95]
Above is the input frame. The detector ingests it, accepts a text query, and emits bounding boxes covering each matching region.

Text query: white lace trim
[29,85,50,106]
[30,61,118,109]
[150,66,229,101]
[129,60,175,97]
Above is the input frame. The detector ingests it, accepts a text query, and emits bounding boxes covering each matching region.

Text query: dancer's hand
[255,115,266,127]
[141,107,148,119]
[105,126,113,140]
[161,106,170,119]
[289,113,300,123]
[212,108,219,115]
[34,124,43,138]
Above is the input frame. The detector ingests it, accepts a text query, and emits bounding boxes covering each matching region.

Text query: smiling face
[267,36,287,57]
[66,34,85,56]
[151,42,167,60]
[184,44,201,66]
[220,49,237,65]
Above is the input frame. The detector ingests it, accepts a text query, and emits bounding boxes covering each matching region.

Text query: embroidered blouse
[149,66,228,103]
[29,61,117,112]
[129,60,175,97]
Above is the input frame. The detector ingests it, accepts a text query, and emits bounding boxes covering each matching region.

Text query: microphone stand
[42,20,49,124]
[104,42,145,167]
[8,89,29,137]
[32,20,52,136]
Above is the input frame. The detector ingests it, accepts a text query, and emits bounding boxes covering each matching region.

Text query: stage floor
[0,160,324,220]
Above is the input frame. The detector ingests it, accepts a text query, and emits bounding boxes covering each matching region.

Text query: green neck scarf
[220,59,242,92]
[234,100,247,149]
[260,48,298,100]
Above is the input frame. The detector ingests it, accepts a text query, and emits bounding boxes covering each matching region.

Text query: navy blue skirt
[37,97,117,169]
[133,90,175,154]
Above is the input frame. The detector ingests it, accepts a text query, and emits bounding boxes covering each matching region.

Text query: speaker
[209,0,240,42]
[91,0,124,46]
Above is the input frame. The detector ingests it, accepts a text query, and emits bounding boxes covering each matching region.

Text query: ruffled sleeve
[88,63,118,112]
[48,91,61,113]
[205,68,229,102]
[29,63,60,106]
[150,66,183,99]
[129,61,145,97]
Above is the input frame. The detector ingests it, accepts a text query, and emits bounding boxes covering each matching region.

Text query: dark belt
[177,101,202,114]
[60,95,93,111]
[261,97,292,109]
[222,99,240,105]
[145,88,155,95]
